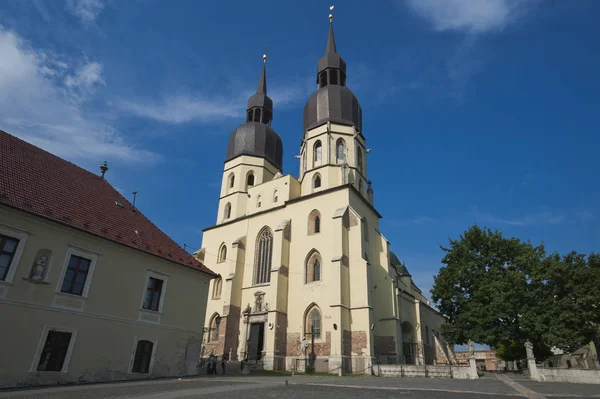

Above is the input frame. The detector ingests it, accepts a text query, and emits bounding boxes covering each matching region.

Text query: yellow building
[198,17,447,373]
[0,131,215,388]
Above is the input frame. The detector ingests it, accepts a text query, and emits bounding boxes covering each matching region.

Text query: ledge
[23,277,50,285]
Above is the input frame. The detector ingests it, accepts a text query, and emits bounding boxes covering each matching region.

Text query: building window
[319,71,328,87]
[335,138,346,163]
[36,330,73,372]
[273,189,278,203]
[253,227,273,285]
[0,234,20,281]
[358,179,363,193]
[218,244,227,263]
[60,255,91,296]
[208,313,220,342]
[224,203,231,220]
[228,173,235,189]
[305,306,322,340]
[313,140,322,167]
[246,172,255,188]
[143,276,165,312]
[313,173,321,190]
[362,218,369,242]
[257,195,262,208]
[305,251,321,283]
[356,146,363,172]
[132,340,154,374]
[308,209,321,235]
[212,277,222,299]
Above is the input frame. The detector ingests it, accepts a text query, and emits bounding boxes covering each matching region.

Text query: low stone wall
[537,368,600,384]
[378,364,475,379]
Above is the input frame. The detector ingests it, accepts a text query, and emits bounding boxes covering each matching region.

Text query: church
[196,12,447,373]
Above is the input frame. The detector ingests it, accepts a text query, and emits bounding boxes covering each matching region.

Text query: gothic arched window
[246,172,255,189]
[305,250,322,283]
[313,173,321,191]
[254,227,273,285]
[229,173,235,189]
[305,305,322,339]
[218,244,227,263]
[224,203,231,220]
[313,140,322,167]
[336,138,346,163]
[308,209,321,235]
[208,313,220,342]
[356,147,363,172]
[212,277,222,299]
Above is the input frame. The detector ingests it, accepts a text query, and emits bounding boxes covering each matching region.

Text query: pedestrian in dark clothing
[221,352,229,374]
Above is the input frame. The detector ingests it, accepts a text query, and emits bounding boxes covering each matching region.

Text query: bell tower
[300,8,371,202]
[217,52,284,224]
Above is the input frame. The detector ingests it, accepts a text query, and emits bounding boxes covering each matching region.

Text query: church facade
[196,17,447,373]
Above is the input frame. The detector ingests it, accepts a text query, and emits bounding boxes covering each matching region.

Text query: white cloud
[475,209,564,226]
[404,0,538,33]
[0,27,158,164]
[119,79,313,125]
[118,95,244,124]
[65,0,104,24]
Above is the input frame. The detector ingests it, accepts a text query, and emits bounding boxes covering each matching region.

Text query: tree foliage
[431,225,599,359]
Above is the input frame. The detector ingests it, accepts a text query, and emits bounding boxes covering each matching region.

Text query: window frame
[218,244,227,263]
[224,202,231,220]
[29,325,78,373]
[212,277,222,299]
[253,227,273,286]
[305,250,322,284]
[0,225,28,284]
[55,247,97,298]
[140,271,168,313]
[335,138,346,164]
[208,313,221,343]
[129,336,158,375]
[313,140,322,167]
[313,173,322,190]
[304,306,323,342]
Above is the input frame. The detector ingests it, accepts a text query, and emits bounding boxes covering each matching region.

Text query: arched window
[257,195,262,208]
[356,147,363,172]
[336,138,346,163]
[218,244,227,263]
[313,173,321,190]
[246,172,255,189]
[273,189,278,203]
[313,140,322,167]
[319,71,328,88]
[254,227,273,285]
[224,203,231,220]
[305,305,322,339]
[229,173,235,189]
[208,313,220,342]
[308,209,321,235]
[305,250,322,283]
[212,277,222,299]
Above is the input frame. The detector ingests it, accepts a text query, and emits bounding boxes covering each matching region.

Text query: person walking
[221,352,229,375]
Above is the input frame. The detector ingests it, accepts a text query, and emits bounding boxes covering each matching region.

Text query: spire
[326,8,337,54]
[256,47,268,94]
[246,49,273,125]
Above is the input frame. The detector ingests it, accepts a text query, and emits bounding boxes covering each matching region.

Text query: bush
[305,365,315,374]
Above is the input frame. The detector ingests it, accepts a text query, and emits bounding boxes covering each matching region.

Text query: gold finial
[263,45,268,64]
[329,5,334,22]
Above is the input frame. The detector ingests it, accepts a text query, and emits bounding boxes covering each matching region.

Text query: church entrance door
[247,323,265,361]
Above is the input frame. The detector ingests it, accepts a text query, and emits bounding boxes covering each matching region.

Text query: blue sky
[1,0,598,305]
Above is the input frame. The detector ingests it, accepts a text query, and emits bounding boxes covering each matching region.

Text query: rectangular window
[0,234,20,281]
[132,340,154,373]
[60,255,91,296]
[37,331,72,372]
[143,277,164,311]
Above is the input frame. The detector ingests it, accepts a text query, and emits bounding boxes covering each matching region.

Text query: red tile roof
[0,130,215,277]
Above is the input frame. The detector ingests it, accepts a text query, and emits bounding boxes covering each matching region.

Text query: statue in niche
[31,255,49,280]
[300,336,308,355]
[253,291,265,312]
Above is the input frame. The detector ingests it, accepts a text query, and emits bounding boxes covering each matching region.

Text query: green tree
[432,225,599,359]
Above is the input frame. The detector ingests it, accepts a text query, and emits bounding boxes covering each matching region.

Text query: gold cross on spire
[263,45,268,64]
[329,5,334,22]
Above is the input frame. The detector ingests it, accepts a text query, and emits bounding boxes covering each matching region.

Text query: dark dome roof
[225,122,283,171]
[303,85,362,132]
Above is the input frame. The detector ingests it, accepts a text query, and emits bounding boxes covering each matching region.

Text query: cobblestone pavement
[1,374,599,399]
